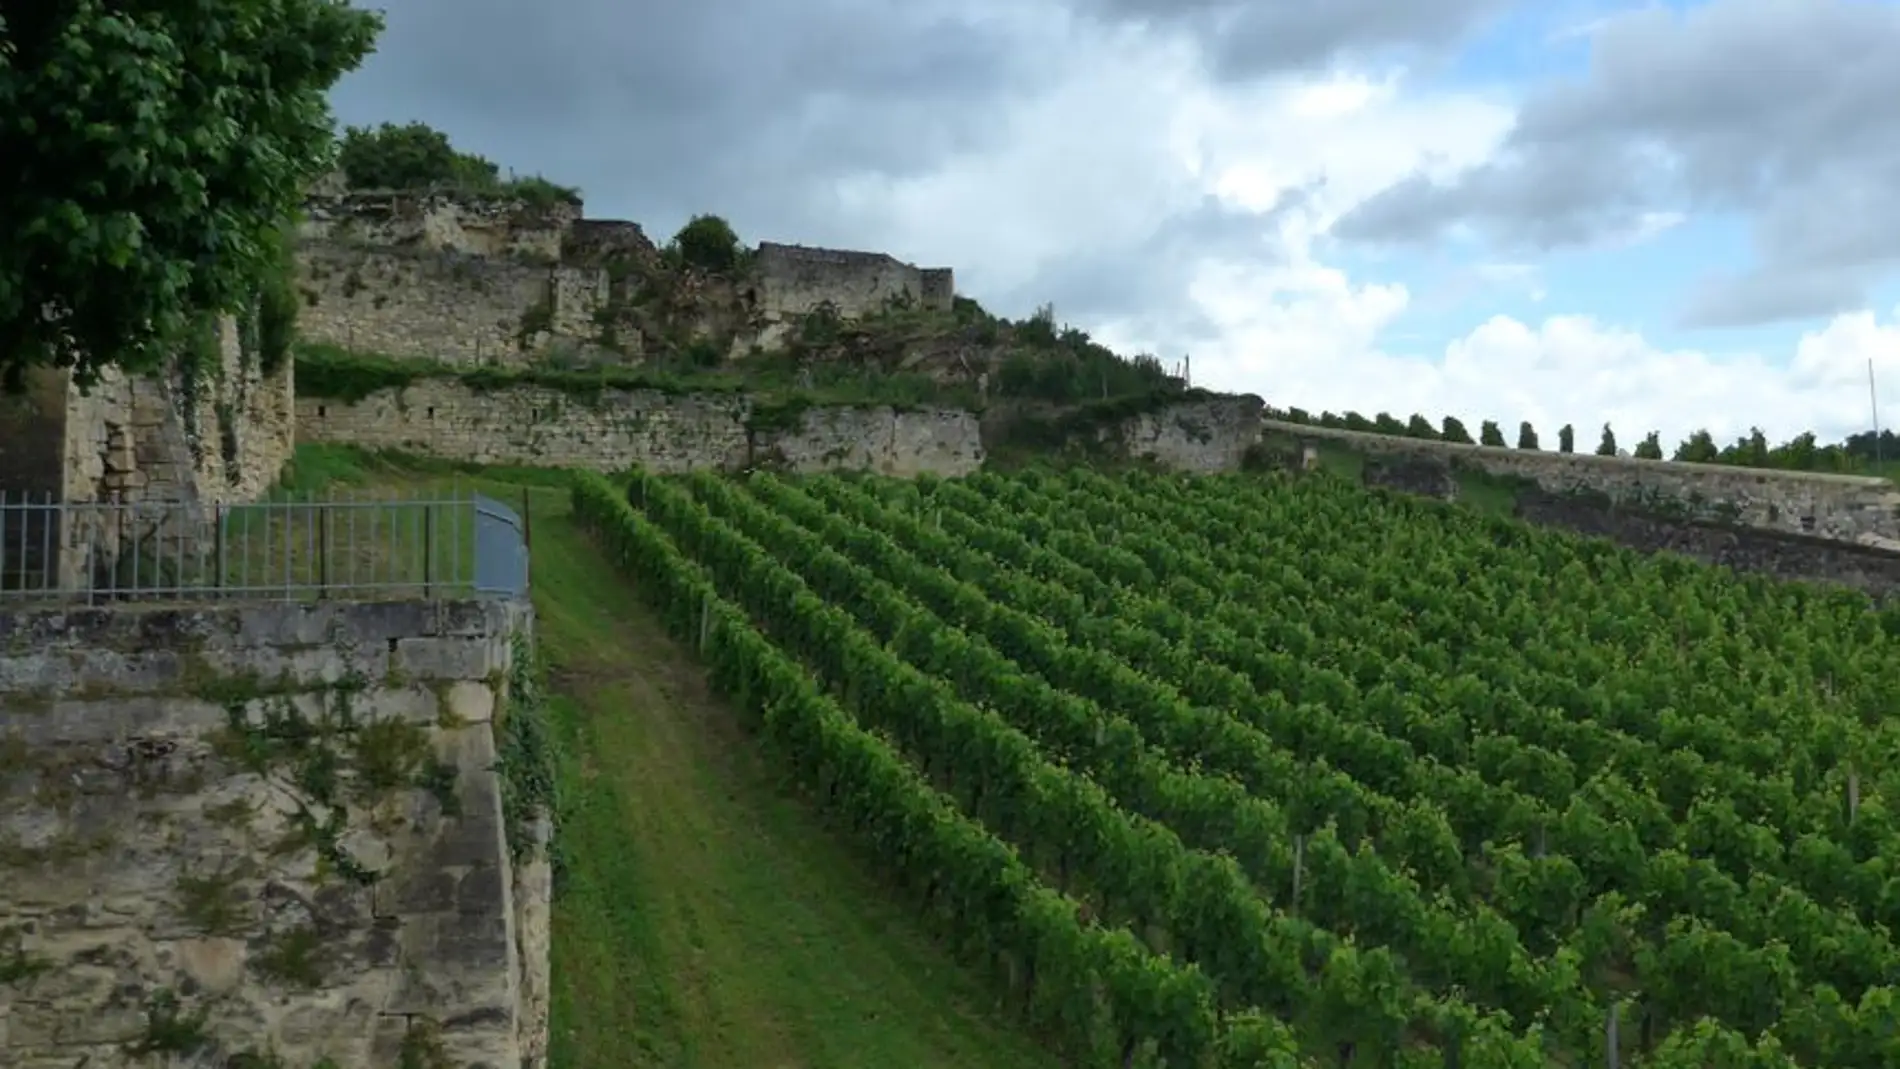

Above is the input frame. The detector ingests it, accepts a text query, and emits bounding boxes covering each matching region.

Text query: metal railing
[0,488,528,604]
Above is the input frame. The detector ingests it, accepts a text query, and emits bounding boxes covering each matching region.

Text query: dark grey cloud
[1331,0,1900,328]
[329,0,1048,244]
[1075,0,1514,79]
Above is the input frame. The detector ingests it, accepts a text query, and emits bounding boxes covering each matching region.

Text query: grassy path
[351,462,1053,1069]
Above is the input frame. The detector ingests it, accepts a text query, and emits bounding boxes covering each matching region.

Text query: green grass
[287,444,1055,1069]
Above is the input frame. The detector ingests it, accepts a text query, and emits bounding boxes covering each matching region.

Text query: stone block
[0,594,541,1068]
[442,679,496,724]
[394,636,491,681]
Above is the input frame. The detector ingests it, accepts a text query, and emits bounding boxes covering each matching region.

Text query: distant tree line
[1268,407,1900,476]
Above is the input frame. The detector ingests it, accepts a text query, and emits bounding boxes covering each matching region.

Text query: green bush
[671,214,743,274]
[336,121,580,204]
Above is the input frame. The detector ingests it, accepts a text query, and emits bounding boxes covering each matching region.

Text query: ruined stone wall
[296,244,609,367]
[1264,419,1900,543]
[749,242,954,348]
[1120,395,1266,472]
[0,319,294,592]
[58,318,294,510]
[293,189,962,366]
[0,598,550,1069]
[297,376,986,477]
[299,189,581,262]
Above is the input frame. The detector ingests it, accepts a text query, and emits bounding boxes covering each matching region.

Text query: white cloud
[814,2,1898,453]
[1178,300,1900,447]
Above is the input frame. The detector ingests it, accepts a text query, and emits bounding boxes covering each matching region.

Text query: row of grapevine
[785,472,1841,1055]
[568,472,1291,1067]
[737,471,1616,1047]
[1035,467,1899,926]
[619,470,1349,1064]
[911,468,1897,1062]
[644,469,1517,1065]
[578,462,1897,1066]
[682,469,1846,1064]
[683,470,1580,1063]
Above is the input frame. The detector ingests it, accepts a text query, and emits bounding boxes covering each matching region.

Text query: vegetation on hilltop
[0,1,382,389]
[1273,405,1899,479]
[336,121,580,208]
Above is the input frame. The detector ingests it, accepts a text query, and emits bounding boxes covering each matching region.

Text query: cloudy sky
[330,0,1900,447]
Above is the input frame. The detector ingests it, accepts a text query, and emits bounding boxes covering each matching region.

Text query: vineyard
[568,464,1900,1068]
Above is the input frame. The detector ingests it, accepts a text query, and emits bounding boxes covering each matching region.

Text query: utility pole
[1871,358,1884,465]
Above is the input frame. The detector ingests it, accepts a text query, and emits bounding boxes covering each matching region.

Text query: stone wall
[1119,395,1265,472]
[295,190,961,368]
[299,189,582,262]
[1264,419,1900,543]
[297,376,986,477]
[1513,491,1900,597]
[296,243,609,367]
[750,242,954,349]
[0,598,550,1069]
[0,320,294,592]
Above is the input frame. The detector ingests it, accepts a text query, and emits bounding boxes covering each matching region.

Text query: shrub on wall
[669,214,744,274]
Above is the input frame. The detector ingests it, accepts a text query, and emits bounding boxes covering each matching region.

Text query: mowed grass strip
[291,447,1053,1069]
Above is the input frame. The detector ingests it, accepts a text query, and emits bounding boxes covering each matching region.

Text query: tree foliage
[1558,423,1575,454]
[670,214,744,274]
[0,1,384,388]
[1597,424,1619,456]
[1479,420,1506,447]
[1517,421,1539,450]
[335,120,579,206]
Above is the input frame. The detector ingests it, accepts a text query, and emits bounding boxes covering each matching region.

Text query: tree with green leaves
[1517,421,1539,450]
[1634,431,1664,460]
[671,214,744,274]
[1674,430,1719,463]
[1440,416,1474,444]
[335,121,579,205]
[0,2,385,390]
[1558,424,1575,453]
[1596,424,1618,456]
[1404,414,1438,439]
[338,121,504,191]
[1479,420,1506,447]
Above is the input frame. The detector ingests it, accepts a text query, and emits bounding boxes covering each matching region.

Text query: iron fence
[0,488,528,603]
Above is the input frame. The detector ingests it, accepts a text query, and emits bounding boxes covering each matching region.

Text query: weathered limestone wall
[0,319,294,592]
[297,377,986,476]
[299,189,581,262]
[294,190,960,366]
[61,317,294,510]
[296,244,609,368]
[0,598,550,1069]
[1120,395,1266,472]
[750,242,954,349]
[1264,419,1900,543]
